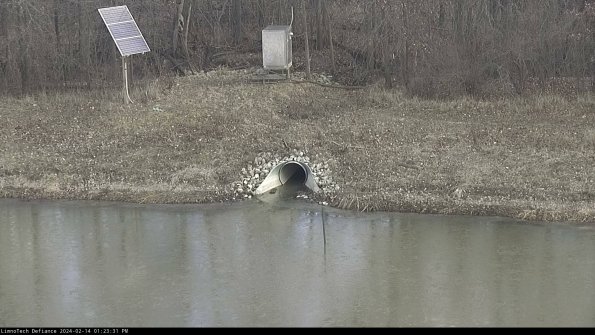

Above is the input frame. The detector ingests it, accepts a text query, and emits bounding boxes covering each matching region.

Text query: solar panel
[98,5,150,57]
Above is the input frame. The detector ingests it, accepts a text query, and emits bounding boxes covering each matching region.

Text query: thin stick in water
[321,204,327,258]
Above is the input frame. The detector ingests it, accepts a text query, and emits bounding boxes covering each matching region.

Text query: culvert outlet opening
[254,161,320,197]
[279,161,307,187]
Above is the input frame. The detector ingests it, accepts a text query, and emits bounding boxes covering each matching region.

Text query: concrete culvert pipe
[254,161,320,196]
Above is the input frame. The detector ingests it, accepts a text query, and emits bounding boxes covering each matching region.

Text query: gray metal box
[262,25,292,70]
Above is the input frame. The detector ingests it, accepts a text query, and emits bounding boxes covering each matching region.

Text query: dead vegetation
[0,68,594,223]
[2,1,594,99]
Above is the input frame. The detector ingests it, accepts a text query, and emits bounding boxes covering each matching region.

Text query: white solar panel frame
[98,5,150,57]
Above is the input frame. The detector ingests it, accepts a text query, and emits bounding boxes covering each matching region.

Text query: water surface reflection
[0,199,593,327]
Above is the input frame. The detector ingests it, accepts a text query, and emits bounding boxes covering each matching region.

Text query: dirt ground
[1,69,594,223]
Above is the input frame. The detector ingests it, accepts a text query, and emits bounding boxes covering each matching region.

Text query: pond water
[0,199,594,327]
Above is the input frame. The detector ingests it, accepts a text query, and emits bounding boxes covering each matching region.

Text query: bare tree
[172,0,185,56]
[323,0,336,74]
[315,0,324,49]
[0,0,593,97]
[231,0,241,45]
[78,1,91,87]
[183,0,195,73]
[301,0,311,80]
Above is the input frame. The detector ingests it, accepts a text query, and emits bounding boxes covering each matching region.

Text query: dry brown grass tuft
[584,129,595,149]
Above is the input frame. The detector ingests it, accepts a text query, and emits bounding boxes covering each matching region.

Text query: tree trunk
[231,0,241,45]
[0,3,7,37]
[78,1,91,87]
[54,0,60,49]
[278,0,285,24]
[383,50,393,89]
[453,0,464,43]
[0,4,6,84]
[301,0,311,80]
[315,0,323,50]
[592,30,595,92]
[257,0,265,27]
[401,1,410,87]
[54,0,66,85]
[323,0,335,74]
[17,5,29,93]
[367,3,377,70]
[0,5,6,92]
[381,7,393,89]
[172,0,185,56]
[183,2,196,74]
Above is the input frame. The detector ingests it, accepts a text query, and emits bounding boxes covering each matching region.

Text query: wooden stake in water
[322,204,327,259]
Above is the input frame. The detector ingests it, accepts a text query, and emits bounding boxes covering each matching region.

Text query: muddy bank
[1,69,594,223]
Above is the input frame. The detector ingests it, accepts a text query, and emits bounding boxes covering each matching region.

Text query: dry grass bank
[1,69,594,223]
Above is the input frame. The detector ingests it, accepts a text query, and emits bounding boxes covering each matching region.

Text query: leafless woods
[0,0,593,97]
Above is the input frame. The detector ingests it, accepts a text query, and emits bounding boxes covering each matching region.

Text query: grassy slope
[1,69,594,222]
